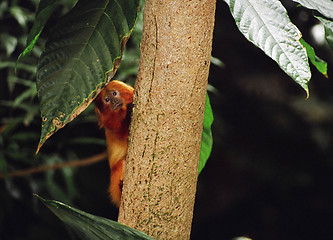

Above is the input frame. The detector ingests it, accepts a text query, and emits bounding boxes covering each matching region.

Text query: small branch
[0,152,107,179]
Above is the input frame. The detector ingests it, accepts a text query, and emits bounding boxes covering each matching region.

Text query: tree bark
[118,0,216,239]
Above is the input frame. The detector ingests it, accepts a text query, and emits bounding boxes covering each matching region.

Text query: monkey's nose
[111,97,123,110]
[111,98,120,105]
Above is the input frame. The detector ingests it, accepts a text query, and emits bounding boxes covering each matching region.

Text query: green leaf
[210,56,225,68]
[0,33,18,57]
[292,0,333,20]
[300,38,328,77]
[36,0,140,153]
[315,15,333,50]
[223,0,311,96]
[198,94,213,175]
[35,195,154,240]
[0,61,36,73]
[9,6,28,29]
[19,0,60,59]
[13,85,37,108]
[0,1,8,17]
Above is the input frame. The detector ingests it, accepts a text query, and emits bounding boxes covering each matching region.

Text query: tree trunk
[118,0,216,239]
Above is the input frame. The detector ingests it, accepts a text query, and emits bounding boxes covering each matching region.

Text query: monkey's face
[95,88,123,114]
[94,80,134,130]
[104,89,123,111]
[95,80,133,117]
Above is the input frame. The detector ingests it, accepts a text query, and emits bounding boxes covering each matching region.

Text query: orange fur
[94,80,133,207]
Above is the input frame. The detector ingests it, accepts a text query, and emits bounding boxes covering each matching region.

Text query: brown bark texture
[118,0,216,239]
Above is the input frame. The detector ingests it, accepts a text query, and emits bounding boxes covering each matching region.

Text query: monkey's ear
[94,106,104,128]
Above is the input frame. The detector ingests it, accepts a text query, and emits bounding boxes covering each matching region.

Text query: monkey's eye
[105,90,119,101]
[111,90,118,97]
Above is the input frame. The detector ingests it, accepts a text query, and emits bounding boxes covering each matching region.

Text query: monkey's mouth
[110,98,123,111]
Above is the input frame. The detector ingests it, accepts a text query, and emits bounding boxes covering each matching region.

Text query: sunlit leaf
[198,94,213,175]
[36,195,154,240]
[315,15,333,50]
[36,0,140,153]
[292,0,333,20]
[223,0,311,96]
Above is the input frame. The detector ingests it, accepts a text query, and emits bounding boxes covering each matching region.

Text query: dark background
[1,0,333,239]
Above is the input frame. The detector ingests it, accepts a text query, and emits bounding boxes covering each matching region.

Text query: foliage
[223,0,332,97]
[36,195,154,240]
[1,0,213,237]
[315,14,333,49]
[35,0,140,151]
[300,38,327,76]
[19,0,60,59]
[198,94,214,175]
[1,0,333,239]
[23,0,332,162]
[0,1,110,239]
[0,0,104,201]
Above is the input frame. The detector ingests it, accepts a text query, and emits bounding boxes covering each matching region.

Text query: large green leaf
[35,195,154,240]
[292,0,333,20]
[198,94,213,175]
[36,0,140,152]
[223,0,311,96]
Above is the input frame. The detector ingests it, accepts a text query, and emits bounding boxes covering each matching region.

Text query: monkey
[94,80,134,207]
